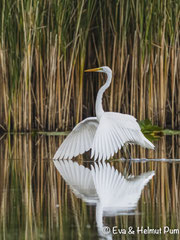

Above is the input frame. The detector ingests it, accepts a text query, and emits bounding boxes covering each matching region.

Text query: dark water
[0,134,179,240]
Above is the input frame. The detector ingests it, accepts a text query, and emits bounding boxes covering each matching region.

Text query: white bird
[53,66,154,161]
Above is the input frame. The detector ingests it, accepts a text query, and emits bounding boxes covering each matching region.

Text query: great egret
[53,66,154,161]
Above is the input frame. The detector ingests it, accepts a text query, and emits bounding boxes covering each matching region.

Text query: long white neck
[95,72,112,120]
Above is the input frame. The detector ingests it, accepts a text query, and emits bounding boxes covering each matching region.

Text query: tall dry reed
[0,0,179,131]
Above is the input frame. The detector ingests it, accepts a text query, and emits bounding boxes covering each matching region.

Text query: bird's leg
[122,145,132,177]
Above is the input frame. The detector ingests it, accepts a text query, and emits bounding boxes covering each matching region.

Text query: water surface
[0,134,179,239]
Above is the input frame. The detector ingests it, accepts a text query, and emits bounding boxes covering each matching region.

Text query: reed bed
[0,134,179,239]
[0,0,179,131]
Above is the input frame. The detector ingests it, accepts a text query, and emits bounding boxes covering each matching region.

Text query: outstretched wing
[91,163,155,209]
[53,117,99,160]
[91,112,154,161]
[54,160,98,202]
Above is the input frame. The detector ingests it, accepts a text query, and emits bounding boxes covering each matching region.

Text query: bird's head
[85,66,112,75]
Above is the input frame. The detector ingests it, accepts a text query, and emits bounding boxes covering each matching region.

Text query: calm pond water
[0,134,179,240]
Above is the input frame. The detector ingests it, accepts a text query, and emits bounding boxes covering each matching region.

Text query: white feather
[91,112,154,161]
[54,66,154,161]
[53,117,99,159]
[91,162,155,210]
[54,159,155,236]
[55,160,154,210]
[54,160,98,203]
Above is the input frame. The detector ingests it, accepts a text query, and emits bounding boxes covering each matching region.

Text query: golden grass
[0,0,179,131]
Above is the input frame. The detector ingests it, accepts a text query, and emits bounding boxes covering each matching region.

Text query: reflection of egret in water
[54,160,98,203]
[91,163,155,212]
[53,160,155,239]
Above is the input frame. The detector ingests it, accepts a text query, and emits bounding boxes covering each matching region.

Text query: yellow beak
[84,67,101,72]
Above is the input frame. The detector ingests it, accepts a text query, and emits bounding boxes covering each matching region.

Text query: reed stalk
[0,0,179,131]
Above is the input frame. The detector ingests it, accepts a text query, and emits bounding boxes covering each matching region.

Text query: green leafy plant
[139,119,180,137]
